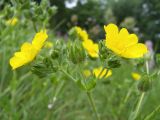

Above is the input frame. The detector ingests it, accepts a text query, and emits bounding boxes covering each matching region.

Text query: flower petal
[104,24,118,36]
[104,24,121,53]
[21,42,33,52]
[121,43,148,58]
[10,55,29,70]
[116,28,138,52]
[32,30,48,50]
[82,39,99,58]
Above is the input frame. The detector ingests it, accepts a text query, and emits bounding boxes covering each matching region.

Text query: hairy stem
[86,92,101,120]
[130,61,149,120]
[144,104,160,120]
[133,92,145,120]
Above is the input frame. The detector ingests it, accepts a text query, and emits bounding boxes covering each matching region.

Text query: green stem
[130,61,149,120]
[45,80,65,120]
[52,80,65,105]
[144,104,160,120]
[118,83,135,116]
[143,60,159,120]
[146,61,149,74]
[60,69,77,81]
[133,92,145,119]
[32,21,38,32]
[19,72,31,81]
[60,68,100,120]
[86,92,101,120]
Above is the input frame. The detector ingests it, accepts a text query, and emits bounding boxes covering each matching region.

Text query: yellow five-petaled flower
[75,26,99,58]
[104,24,148,58]
[10,29,48,70]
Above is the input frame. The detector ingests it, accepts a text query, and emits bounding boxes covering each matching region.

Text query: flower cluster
[75,24,148,59]
[8,22,151,120]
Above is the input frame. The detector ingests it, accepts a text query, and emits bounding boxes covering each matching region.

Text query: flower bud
[68,27,78,40]
[43,57,53,67]
[31,62,57,78]
[138,75,151,92]
[98,41,111,60]
[108,59,121,68]
[31,63,49,78]
[68,42,86,64]
[48,6,57,15]
[136,58,145,68]
[51,50,59,59]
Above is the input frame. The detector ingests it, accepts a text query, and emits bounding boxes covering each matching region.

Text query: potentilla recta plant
[10,22,157,120]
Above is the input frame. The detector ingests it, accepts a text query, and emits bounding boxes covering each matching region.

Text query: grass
[0,59,160,120]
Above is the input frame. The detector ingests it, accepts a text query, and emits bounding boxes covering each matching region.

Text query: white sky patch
[65,0,78,9]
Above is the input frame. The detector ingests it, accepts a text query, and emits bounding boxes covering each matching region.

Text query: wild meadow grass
[0,1,160,120]
[1,63,160,120]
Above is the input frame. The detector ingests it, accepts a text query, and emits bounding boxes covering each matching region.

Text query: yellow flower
[75,26,88,41]
[82,39,99,58]
[32,30,48,50]
[93,67,112,79]
[75,26,99,58]
[131,72,141,80]
[44,41,53,48]
[6,17,18,26]
[10,29,48,70]
[104,24,148,58]
[83,70,91,77]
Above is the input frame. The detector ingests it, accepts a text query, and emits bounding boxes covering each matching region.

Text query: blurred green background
[1,0,160,48]
[49,0,160,50]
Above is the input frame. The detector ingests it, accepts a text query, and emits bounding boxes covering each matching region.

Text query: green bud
[35,7,42,15]
[51,49,59,59]
[136,58,145,68]
[138,75,152,92]
[68,27,78,40]
[99,41,107,58]
[99,40,112,60]
[31,63,49,78]
[48,6,57,15]
[51,41,65,60]
[40,0,48,8]
[76,77,97,91]
[108,59,121,68]
[31,62,57,78]
[50,74,58,84]
[85,77,96,91]
[43,57,53,67]
[68,42,86,64]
